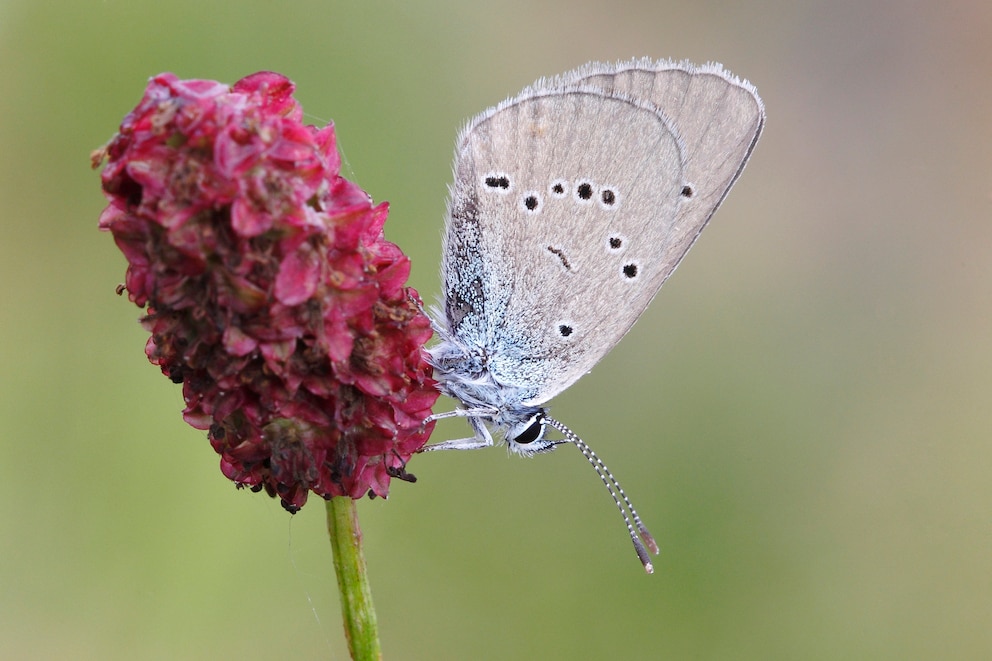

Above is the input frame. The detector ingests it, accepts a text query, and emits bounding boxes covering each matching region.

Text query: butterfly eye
[510,416,545,445]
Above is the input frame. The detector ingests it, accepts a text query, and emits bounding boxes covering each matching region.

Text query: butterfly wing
[440,60,763,406]
[566,59,766,285]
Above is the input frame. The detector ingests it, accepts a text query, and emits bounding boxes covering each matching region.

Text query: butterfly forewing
[444,89,686,404]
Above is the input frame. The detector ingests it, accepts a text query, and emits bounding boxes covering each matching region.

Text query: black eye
[513,418,544,444]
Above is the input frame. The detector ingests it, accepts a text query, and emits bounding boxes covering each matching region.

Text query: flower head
[96,72,438,511]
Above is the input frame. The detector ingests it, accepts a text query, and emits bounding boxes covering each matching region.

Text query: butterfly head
[505,410,558,456]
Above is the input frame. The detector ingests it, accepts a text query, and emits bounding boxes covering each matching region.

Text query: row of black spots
[583,182,688,284]
[488,172,684,208]
[482,173,620,215]
[568,178,619,210]
[520,179,621,215]
[602,233,640,282]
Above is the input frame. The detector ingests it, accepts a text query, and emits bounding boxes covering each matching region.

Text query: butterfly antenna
[542,415,659,573]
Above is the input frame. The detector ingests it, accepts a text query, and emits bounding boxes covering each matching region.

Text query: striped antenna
[541,415,659,573]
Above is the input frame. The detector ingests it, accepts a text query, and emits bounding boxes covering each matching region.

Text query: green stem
[326,496,382,660]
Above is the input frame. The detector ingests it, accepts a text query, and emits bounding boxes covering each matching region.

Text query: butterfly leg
[418,415,494,452]
[405,293,449,337]
[425,406,498,423]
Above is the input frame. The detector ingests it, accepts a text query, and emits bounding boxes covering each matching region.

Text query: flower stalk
[326,497,381,661]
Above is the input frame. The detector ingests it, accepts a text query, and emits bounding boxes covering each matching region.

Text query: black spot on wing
[546,245,571,270]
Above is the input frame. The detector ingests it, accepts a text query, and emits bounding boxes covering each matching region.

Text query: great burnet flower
[96,72,438,512]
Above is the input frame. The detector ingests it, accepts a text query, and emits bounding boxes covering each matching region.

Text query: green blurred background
[2,1,989,658]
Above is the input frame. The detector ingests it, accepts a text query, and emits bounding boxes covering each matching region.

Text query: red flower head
[96,72,438,511]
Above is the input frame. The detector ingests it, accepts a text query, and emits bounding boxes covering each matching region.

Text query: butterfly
[422,59,764,572]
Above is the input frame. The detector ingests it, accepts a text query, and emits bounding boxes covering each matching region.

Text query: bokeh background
[2,1,989,658]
